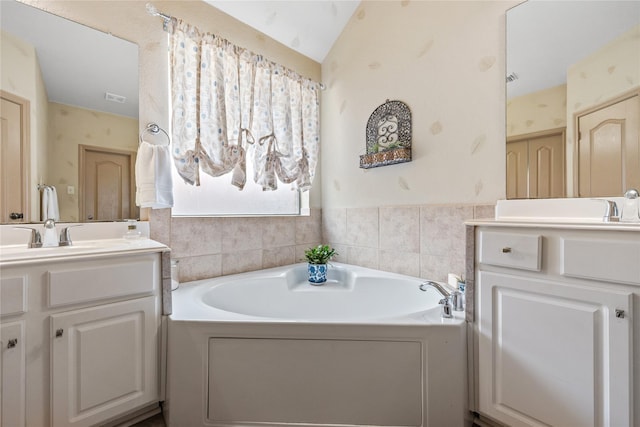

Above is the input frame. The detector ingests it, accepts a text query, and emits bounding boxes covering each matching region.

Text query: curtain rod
[145,3,326,90]
[146,3,172,30]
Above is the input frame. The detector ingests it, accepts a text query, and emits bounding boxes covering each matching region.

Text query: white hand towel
[135,140,174,209]
[41,186,60,221]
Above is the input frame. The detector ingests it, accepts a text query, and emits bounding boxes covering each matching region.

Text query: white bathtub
[166,263,468,427]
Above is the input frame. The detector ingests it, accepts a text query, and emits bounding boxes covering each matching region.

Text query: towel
[41,186,60,221]
[135,140,174,208]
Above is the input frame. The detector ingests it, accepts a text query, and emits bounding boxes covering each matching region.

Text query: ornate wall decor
[360,99,412,169]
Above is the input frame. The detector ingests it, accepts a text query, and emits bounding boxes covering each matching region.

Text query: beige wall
[506,84,566,138]
[22,0,515,281]
[47,102,138,221]
[320,0,514,210]
[23,0,323,280]
[1,30,49,221]
[318,0,512,280]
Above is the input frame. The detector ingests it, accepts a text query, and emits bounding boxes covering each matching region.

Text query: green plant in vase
[304,244,337,285]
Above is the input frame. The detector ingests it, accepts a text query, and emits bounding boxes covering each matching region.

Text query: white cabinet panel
[477,271,632,427]
[207,338,423,426]
[48,259,155,308]
[0,275,26,316]
[51,296,158,427]
[562,237,640,285]
[0,321,25,427]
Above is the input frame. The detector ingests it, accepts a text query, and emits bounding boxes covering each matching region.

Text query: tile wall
[150,204,494,283]
[323,204,495,282]
[151,209,322,282]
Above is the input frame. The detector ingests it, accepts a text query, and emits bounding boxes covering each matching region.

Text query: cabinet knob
[501,247,512,253]
[7,338,18,349]
[615,309,625,319]
[55,328,64,338]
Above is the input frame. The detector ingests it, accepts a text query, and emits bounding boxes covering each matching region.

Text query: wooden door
[79,145,137,221]
[528,134,565,198]
[578,93,640,197]
[51,297,158,427]
[506,140,528,199]
[0,91,30,223]
[506,130,565,199]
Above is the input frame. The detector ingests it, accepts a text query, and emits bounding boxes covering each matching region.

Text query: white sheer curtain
[169,19,320,192]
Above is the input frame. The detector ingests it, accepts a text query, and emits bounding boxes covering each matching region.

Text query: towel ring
[139,122,170,146]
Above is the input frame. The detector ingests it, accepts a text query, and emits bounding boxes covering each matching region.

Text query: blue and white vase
[308,263,328,285]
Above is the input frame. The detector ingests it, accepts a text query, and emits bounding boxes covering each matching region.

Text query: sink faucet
[42,218,58,247]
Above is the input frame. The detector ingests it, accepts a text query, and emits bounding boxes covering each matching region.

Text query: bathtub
[166,263,467,427]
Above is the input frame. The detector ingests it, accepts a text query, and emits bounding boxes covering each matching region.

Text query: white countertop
[466,218,640,232]
[468,198,640,231]
[0,238,168,266]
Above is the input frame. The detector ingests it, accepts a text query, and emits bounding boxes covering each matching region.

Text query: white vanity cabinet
[0,242,166,427]
[0,273,27,427]
[471,224,640,427]
[1,320,26,427]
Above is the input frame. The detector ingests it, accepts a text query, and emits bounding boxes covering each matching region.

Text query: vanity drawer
[562,238,640,285]
[48,258,156,308]
[478,231,542,271]
[0,275,27,316]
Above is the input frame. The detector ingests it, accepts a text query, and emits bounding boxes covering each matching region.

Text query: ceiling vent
[105,92,126,103]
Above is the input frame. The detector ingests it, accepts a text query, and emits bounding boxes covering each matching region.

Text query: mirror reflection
[506,0,640,199]
[0,0,139,223]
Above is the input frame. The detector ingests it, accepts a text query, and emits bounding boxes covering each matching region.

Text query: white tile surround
[324,204,495,281]
[149,204,494,283]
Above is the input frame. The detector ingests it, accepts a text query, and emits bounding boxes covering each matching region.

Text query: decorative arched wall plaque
[359,99,412,169]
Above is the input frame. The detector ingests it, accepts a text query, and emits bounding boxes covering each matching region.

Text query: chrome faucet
[602,200,619,222]
[42,218,58,247]
[419,281,464,318]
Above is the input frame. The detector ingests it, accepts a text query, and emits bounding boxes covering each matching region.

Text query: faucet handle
[59,225,82,247]
[13,227,43,248]
[603,200,619,222]
[593,199,619,222]
[450,290,464,311]
[439,297,453,318]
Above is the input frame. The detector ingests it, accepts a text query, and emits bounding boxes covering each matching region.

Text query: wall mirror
[0,0,139,223]
[506,0,640,199]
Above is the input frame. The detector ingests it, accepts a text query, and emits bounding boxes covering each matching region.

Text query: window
[168,19,319,217]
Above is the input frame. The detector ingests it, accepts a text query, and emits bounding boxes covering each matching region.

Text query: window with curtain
[168,19,320,216]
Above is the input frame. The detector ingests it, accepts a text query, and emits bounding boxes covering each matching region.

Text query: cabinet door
[477,272,632,427]
[51,297,158,427]
[0,321,25,427]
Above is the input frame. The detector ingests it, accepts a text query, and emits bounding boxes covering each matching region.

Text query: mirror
[506,0,640,199]
[0,0,139,223]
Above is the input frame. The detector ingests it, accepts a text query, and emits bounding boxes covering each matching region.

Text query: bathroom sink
[0,238,166,263]
[494,197,629,223]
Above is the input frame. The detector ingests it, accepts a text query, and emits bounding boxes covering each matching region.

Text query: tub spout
[419,281,450,298]
[419,281,455,318]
